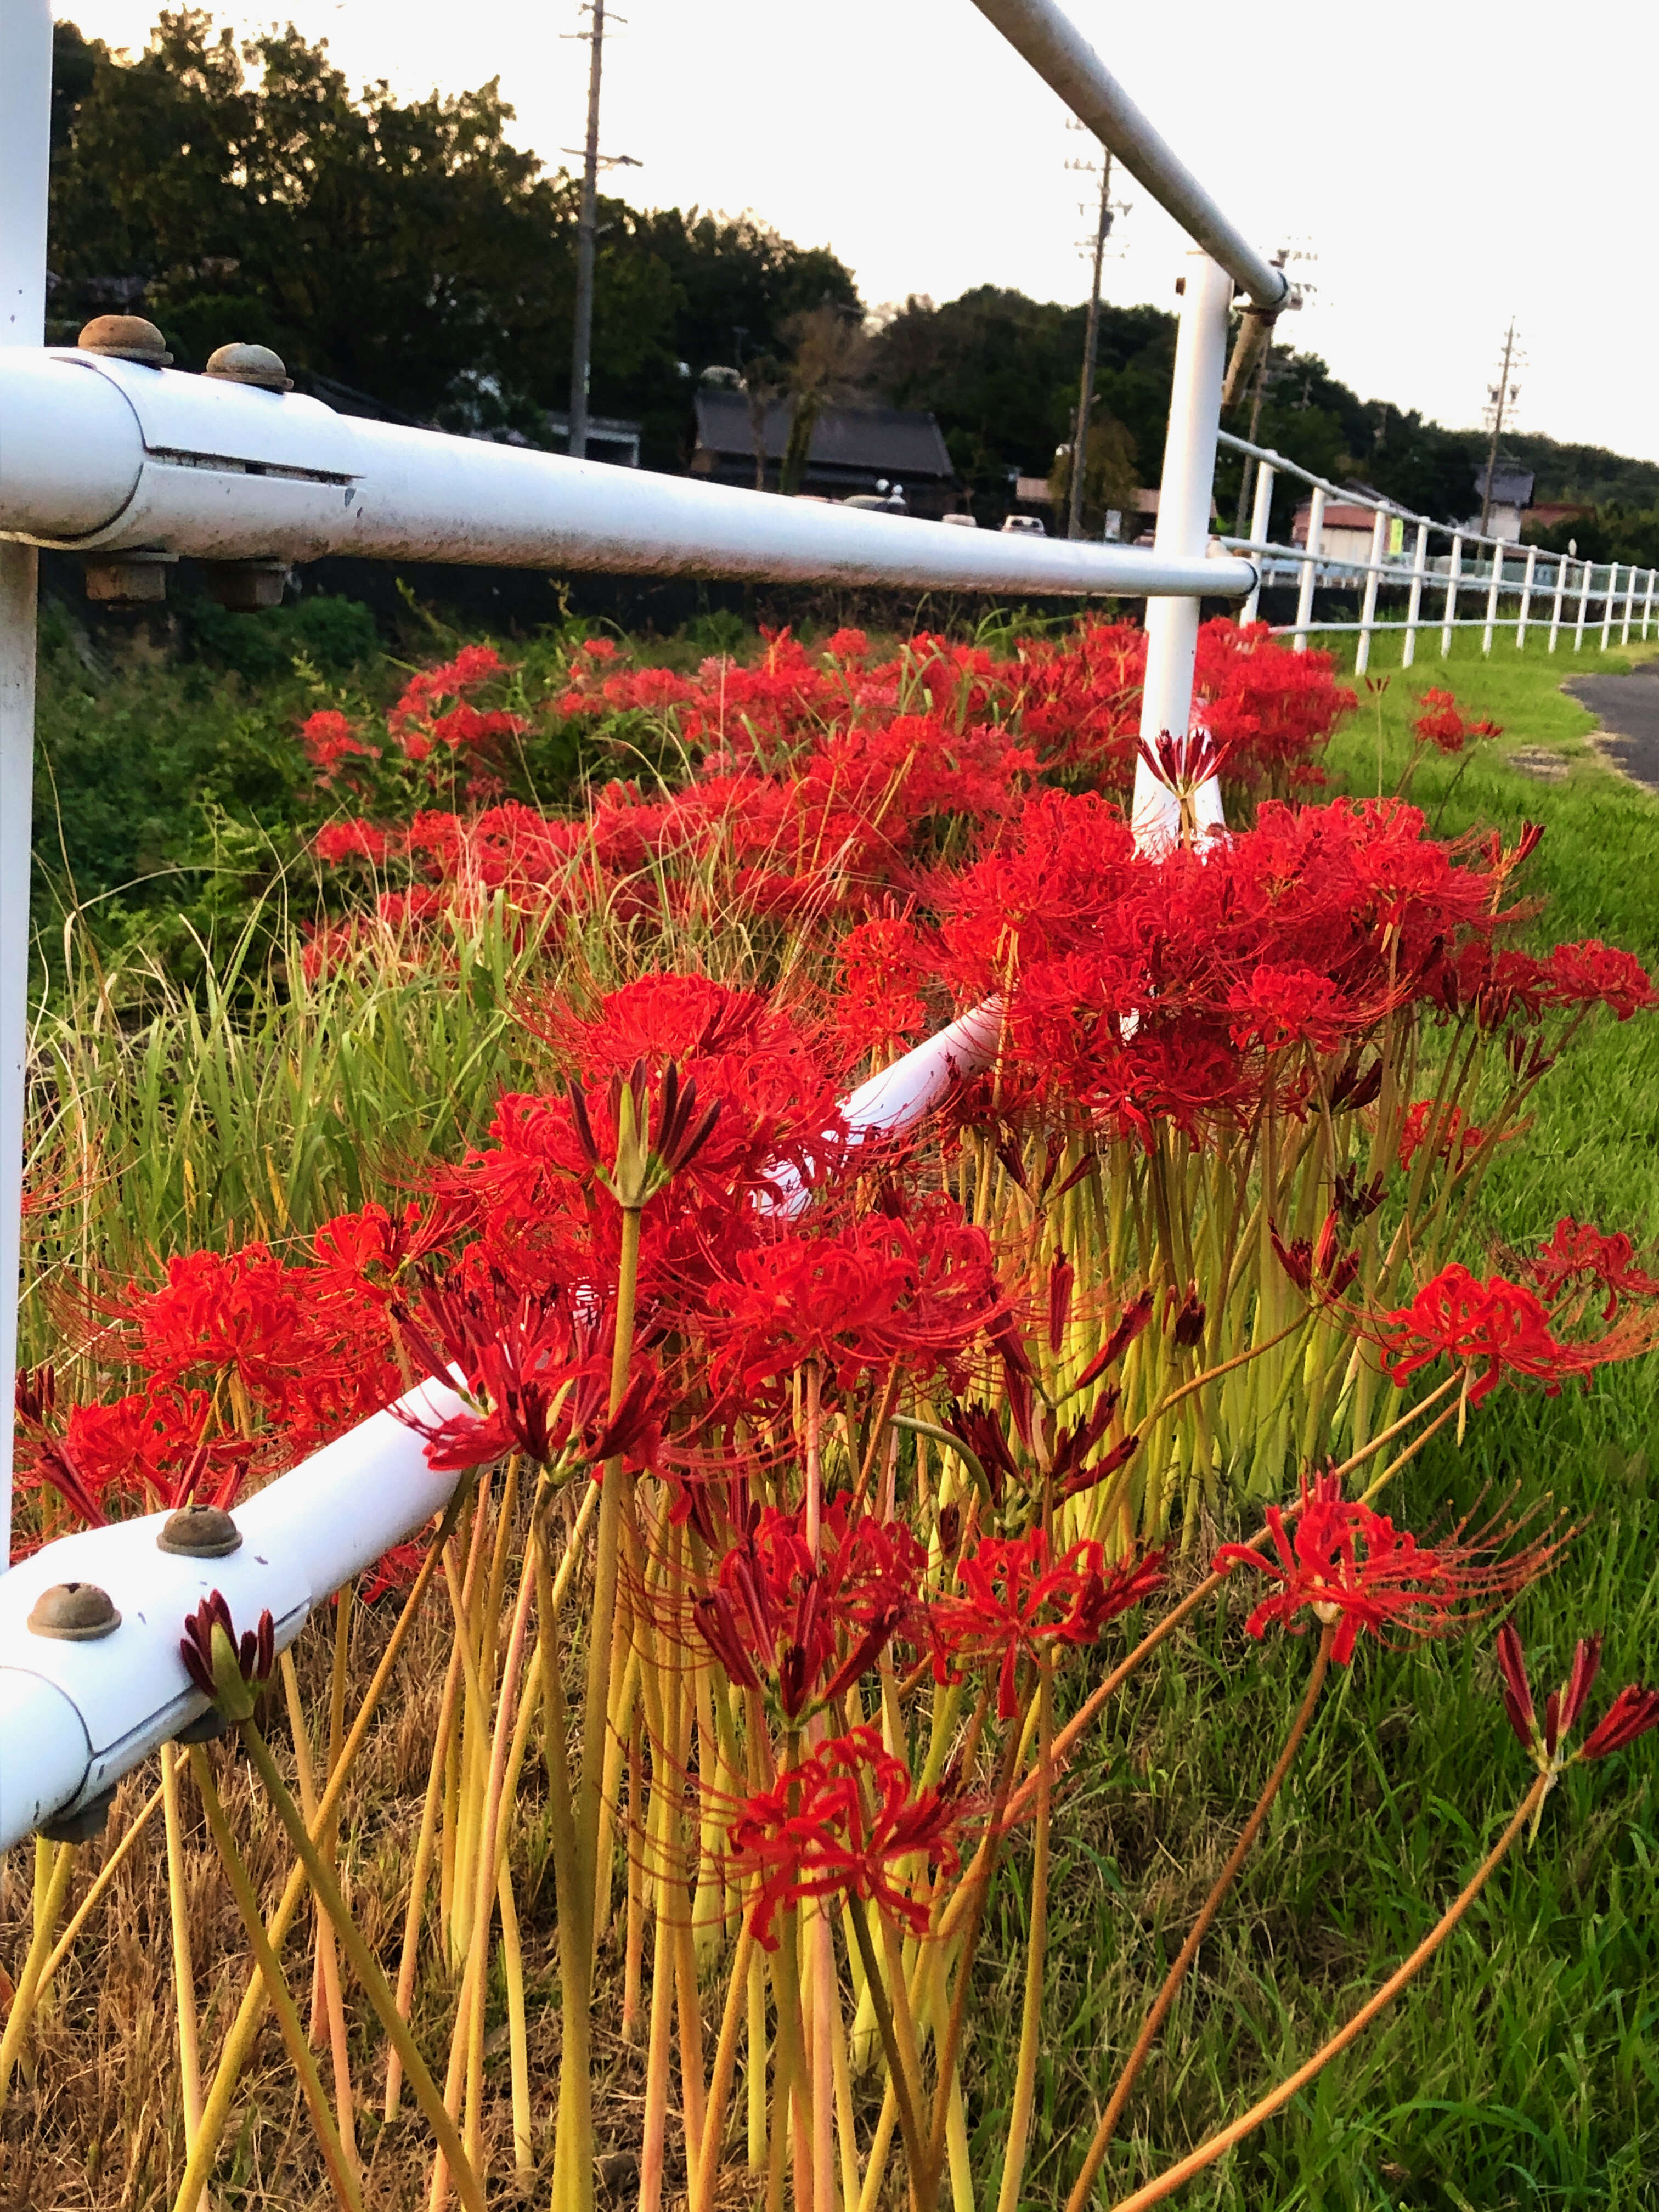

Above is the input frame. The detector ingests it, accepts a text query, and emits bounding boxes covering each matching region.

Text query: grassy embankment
[7,613,1658,2210]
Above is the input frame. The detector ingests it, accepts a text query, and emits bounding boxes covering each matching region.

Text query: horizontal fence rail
[1218,429,1656,669]
[0,350,1257,600]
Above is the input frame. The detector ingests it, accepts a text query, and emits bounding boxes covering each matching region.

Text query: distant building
[1291,490,1387,568]
[1467,465,1535,543]
[544,412,642,467]
[1526,501,1595,538]
[690,390,957,515]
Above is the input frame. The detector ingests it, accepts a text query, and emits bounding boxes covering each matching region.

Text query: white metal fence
[0,0,1643,1845]
[1217,428,1657,673]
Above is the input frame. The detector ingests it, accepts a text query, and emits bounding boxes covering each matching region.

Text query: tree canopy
[47,12,860,467]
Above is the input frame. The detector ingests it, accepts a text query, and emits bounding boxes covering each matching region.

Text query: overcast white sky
[58,0,1659,465]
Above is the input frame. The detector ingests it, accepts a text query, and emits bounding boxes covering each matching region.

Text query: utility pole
[568,0,605,461]
[1479,318,1520,537]
[1066,153,1112,541]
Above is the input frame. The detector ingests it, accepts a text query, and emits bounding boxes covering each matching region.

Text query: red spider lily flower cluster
[301,620,1353,975]
[726,1725,963,1949]
[1377,1259,1658,1407]
[180,1591,276,1721]
[692,1499,928,1720]
[1411,688,1502,754]
[1525,1217,1659,1322]
[1496,1623,1659,1769]
[930,1529,1166,1717]
[1214,1470,1552,1664]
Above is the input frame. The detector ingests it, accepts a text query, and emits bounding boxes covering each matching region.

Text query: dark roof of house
[1476,464,1535,505]
[693,390,953,479]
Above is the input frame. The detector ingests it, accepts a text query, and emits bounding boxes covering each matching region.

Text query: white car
[1000,514,1046,536]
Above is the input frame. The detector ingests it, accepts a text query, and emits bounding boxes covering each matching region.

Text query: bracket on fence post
[0,0,52,1568]
[1133,251,1233,850]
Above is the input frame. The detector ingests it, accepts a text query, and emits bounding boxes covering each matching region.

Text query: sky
[57,0,1659,466]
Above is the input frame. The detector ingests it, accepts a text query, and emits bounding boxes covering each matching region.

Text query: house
[1466,465,1534,543]
[1526,501,1595,539]
[1290,489,1387,568]
[544,412,642,467]
[690,390,956,515]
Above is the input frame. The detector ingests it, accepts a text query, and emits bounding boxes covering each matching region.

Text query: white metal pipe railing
[0,351,1256,601]
[1516,543,1538,649]
[1239,460,1274,626]
[1291,485,1324,652]
[1133,250,1233,850]
[972,0,1289,307]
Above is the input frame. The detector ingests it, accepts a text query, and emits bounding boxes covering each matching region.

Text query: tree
[46,14,859,470]
[777,305,872,495]
[1048,412,1138,538]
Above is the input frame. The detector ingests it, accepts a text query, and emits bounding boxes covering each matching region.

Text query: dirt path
[1565,661,1659,792]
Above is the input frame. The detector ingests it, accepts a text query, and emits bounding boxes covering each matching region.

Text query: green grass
[967,626,1659,2209]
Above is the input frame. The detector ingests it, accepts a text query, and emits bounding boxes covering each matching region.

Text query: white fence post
[1355,506,1387,674]
[1441,533,1462,657]
[1643,569,1656,640]
[1575,558,1592,651]
[1482,538,1503,654]
[1239,459,1273,625]
[1620,563,1637,646]
[1548,556,1567,652]
[1515,543,1537,650]
[1402,522,1429,669]
[0,0,52,1567]
[1133,250,1233,848]
[1601,562,1618,652]
[1292,484,1324,653]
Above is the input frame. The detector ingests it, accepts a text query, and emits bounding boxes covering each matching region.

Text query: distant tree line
[47,13,1657,537]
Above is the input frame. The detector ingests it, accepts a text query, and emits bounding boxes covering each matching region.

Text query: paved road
[1565,662,1659,792]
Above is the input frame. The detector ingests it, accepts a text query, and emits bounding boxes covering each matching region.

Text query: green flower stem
[994,1659,1053,2212]
[187,1748,363,2212]
[0,1837,75,2115]
[1106,1771,1550,2212]
[171,1531,443,2212]
[1064,1621,1335,2212]
[844,1895,924,2200]
[236,1714,487,2212]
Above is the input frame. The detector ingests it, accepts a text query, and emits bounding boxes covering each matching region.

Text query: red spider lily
[1496,1623,1659,1768]
[706,1207,1004,1407]
[1411,688,1502,754]
[1378,1263,1588,1405]
[393,1280,659,1475]
[1271,1211,1359,1300]
[1215,1470,1550,1664]
[943,1400,1022,1507]
[692,1499,927,1721]
[930,1529,1166,1718]
[1072,1289,1156,1395]
[14,1372,251,1526]
[1397,1101,1494,1175]
[569,1057,722,1210]
[1137,726,1231,798]
[180,1591,275,1721]
[1526,1218,1659,1322]
[726,1725,962,1949]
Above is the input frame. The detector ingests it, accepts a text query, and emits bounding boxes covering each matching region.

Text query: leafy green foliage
[47,13,860,469]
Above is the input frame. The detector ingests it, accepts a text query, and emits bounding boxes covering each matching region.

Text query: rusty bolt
[204,342,292,392]
[27,1581,122,1641]
[199,559,290,613]
[157,1502,244,1558]
[77,314,172,366]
